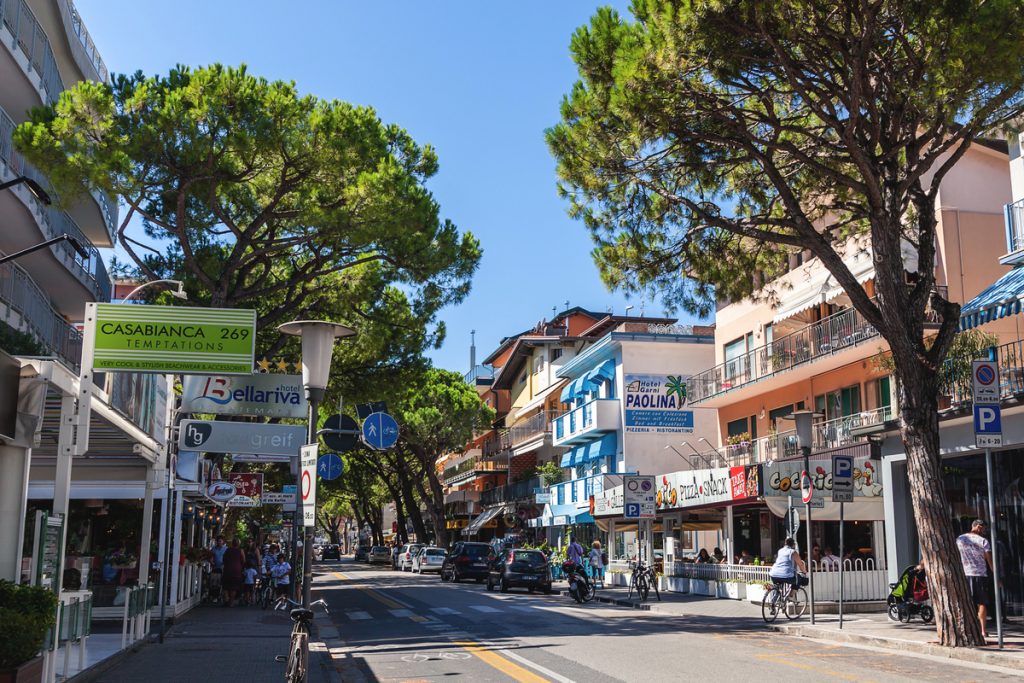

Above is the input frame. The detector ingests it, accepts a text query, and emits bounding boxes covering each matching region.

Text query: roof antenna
[625,305,634,316]
[470,329,476,371]
[552,306,557,320]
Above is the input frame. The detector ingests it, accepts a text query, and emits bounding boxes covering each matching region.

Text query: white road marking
[346,610,372,620]
[481,640,578,683]
[469,605,500,613]
[389,608,414,618]
[430,607,460,615]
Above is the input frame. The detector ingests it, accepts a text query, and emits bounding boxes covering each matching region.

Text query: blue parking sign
[624,503,641,519]
[974,404,1002,447]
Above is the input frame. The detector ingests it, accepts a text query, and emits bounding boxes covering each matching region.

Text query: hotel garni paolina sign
[88,303,256,374]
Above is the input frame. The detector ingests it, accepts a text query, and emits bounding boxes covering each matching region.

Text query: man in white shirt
[821,546,841,571]
[956,519,994,639]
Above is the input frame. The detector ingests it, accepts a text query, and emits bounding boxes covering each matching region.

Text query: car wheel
[528,587,535,593]
[543,586,553,595]
[452,570,460,583]
[500,578,509,593]
[486,577,494,592]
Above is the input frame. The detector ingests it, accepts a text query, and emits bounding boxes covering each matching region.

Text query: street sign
[181,374,306,418]
[262,492,296,506]
[178,420,305,456]
[972,360,999,404]
[283,484,297,512]
[300,444,318,527]
[535,492,551,504]
[832,454,854,503]
[362,412,399,450]
[808,497,825,509]
[317,453,344,481]
[623,474,656,519]
[90,303,256,374]
[800,470,814,504]
[322,414,360,452]
[206,481,236,503]
[786,506,800,538]
[974,403,1003,447]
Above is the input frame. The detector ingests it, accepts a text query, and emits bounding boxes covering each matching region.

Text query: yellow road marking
[452,641,551,683]
[755,652,875,682]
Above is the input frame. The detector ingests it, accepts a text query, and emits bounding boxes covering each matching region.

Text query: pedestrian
[243,561,258,605]
[221,539,245,607]
[956,519,994,639]
[821,546,841,571]
[567,536,585,566]
[712,547,725,563]
[811,544,822,568]
[737,549,753,565]
[210,535,227,572]
[271,553,292,598]
[588,541,605,586]
[696,548,713,564]
[769,538,807,589]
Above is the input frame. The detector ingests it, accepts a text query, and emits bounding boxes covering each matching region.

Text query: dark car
[486,549,552,594]
[354,546,369,562]
[440,542,492,583]
[321,544,340,561]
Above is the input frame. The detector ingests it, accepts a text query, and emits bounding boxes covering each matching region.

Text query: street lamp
[277,320,356,607]
[121,279,188,302]
[0,233,89,265]
[0,175,52,205]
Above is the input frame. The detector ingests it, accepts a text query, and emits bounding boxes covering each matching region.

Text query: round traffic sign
[800,470,814,504]
[301,469,313,502]
[322,414,360,452]
[975,364,995,386]
[317,453,344,481]
[362,412,399,450]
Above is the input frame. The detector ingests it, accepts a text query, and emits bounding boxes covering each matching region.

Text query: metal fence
[0,0,65,102]
[0,259,83,369]
[939,340,1024,407]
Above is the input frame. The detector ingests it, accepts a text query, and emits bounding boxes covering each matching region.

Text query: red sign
[228,473,263,499]
[729,465,761,500]
[800,470,813,504]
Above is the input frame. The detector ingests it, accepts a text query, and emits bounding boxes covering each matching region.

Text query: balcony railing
[1,0,65,103]
[62,0,109,82]
[480,476,542,507]
[722,406,895,465]
[940,340,1024,407]
[688,306,879,403]
[0,258,83,370]
[551,398,621,446]
[0,106,110,302]
[508,411,552,448]
[442,454,509,484]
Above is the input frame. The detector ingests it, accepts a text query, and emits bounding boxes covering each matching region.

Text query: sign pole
[839,501,845,630]
[302,395,320,609]
[985,448,1004,649]
[803,448,815,626]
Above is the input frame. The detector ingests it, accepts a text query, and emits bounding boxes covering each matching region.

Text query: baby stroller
[203,568,223,605]
[887,564,933,623]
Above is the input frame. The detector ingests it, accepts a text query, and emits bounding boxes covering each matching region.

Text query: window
[768,405,794,431]
[518,369,527,385]
[865,376,893,413]
[724,335,752,379]
[557,484,565,506]
[814,385,861,421]
[551,348,563,362]
[727,417,750,438]
[764,324,773,348]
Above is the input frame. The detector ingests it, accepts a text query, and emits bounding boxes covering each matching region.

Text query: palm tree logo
[665,375,687,407]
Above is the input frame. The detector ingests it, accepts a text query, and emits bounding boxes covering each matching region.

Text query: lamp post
[0,175,51,204]
[278,320,356,608]
[0,233,89,265]
[121,279,188,302]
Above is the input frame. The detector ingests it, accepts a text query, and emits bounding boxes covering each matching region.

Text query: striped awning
[960,267,1024,330]
[559,433,617,468]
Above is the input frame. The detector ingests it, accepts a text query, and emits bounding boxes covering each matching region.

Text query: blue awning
[560,443,585,468]
[558,381,575,404]
[961,267,1024,330]
[585,359,616,386]
[582,433,617,462]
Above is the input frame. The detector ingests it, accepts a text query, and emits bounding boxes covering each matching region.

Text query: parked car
[412,547,447,573]
[440,542,492,582]
[368,546,391,564]
[391,545,402,570]
[354,546,369,562]
[486,549,553,593]
[321,544,341,561]
[399,543,424,571]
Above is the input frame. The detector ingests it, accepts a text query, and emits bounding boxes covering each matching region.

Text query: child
[271,553,292,598]
[243,561,258,605]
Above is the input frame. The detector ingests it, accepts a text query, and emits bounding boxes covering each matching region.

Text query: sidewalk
[573,583,1024,671]
[69,604,337,683]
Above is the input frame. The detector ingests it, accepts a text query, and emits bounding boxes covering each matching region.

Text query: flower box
[665,576,689,593]
[746,583,767,604]
[691,578,715,596]
[718,581,745,600]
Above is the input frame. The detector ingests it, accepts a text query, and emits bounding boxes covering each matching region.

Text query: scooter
[561,560,595,603]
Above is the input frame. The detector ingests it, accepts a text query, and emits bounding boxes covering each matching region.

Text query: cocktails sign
[89,303,256,374]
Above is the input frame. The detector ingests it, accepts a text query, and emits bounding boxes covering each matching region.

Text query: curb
[560,589,652,611]
[772,623,1024,671]
[65,639,151,683]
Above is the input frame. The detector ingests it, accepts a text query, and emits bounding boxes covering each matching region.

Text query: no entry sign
[300,443,318,527]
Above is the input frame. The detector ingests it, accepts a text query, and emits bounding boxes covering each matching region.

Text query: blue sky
[77,0,707,372]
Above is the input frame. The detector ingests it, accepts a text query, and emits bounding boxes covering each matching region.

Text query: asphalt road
[313,559,1019,683]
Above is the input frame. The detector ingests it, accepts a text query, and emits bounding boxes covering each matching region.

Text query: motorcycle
[561,560,596,603]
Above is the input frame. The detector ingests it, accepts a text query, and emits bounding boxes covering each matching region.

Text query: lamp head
[64,235,90,261]
[171,281,188,300]
[21,177,52,205]
[277,320,356,394]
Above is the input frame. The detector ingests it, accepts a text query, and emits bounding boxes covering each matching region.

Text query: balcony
[508,411,552,451]
[688,306,880,406]
[0,258,83,370]
[721,406,895,466]
[480,476,542,507]
[1003,198,1024,266]
[59,0,109,83]
[1,0,65,105]
[0,105,110,308]
[442,454,509,486]
[551,398,621,447]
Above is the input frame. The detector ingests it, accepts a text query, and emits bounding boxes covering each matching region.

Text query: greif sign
[178,420,305,457]
[89,303,256,374]
[181,374,307,419]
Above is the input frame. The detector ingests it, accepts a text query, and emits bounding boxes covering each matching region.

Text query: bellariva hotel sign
[87,303,257,375]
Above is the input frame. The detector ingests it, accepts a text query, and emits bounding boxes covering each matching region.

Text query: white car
[399,543,423,571]
[413,547,447,573]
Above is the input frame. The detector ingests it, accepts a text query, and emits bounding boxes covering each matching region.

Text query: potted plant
[690,577,714,596]
[718,577,746,600]
[0,581,58,683]
[665,575,689,593]
[746,580,768,604]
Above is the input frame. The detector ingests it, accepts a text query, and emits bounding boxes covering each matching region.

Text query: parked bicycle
[275,596,329,683]
[760,577,808,623]
[627,559,660,602]
[258,572,276,610]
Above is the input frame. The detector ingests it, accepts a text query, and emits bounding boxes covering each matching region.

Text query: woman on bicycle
[769,537,807,587]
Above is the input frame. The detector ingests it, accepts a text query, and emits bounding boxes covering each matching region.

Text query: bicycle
[761,577,808,623]
[275,596,329,683]
[627,559,661,602]
[259,573,276,610]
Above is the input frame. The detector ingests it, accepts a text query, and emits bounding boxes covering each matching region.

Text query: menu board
[32,511,65,594]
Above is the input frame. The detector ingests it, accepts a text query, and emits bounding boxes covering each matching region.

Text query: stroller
[887,564,933,623]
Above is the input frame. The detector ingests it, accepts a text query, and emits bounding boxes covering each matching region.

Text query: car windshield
[510,551,546,567]
[464,545,490,558]
[371,546,386,552]
[425,549,446,556]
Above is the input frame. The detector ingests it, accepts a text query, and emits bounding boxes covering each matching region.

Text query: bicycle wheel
[285,631,309,683]
[649,571,660,601]
[761,588,780,623]
[581,580,596,603]
[785,587,808,620]
[637,575,649,601]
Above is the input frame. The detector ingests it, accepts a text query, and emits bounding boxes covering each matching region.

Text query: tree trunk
[394,459,429,543]
[414,459,449,548]
[383,477,409,544]
[896,359,985,647]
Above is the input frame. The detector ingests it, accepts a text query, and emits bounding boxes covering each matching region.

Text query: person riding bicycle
[769,537,807,588]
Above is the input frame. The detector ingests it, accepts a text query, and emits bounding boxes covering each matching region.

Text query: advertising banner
[178,420,305,457]
[762,452,882,500]
[623,374,694,433]
[182,374,307,418]
[226,472,263,507]
[654,465,762,511]
[90,303,256,374]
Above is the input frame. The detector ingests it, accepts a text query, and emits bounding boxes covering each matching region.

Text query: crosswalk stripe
[389,608,414,618]
[346,610,372,620]
[430,607,459,615]
[469,605,500,613]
